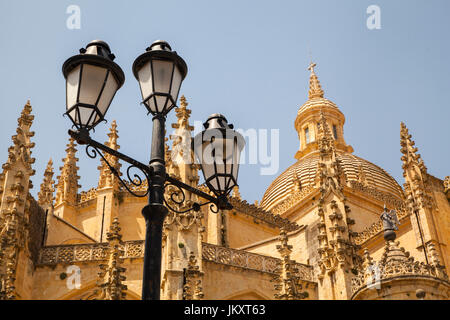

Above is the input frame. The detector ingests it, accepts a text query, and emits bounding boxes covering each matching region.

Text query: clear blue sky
[0,0,448,204]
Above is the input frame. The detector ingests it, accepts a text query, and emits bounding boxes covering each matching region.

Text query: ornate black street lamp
[62,40,245,300]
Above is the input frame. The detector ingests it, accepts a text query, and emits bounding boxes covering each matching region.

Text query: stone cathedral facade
[0,64,449,300]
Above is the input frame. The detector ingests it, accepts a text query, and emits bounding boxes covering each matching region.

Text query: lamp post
[62,40,245,300]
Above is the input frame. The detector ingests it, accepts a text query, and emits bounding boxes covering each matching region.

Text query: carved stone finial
[444,176,449,200]
[98,120,122,190]
[307,62,324,99]
[172,95,194,132]
[55,138,80,206]
[38,159,55,207]
[232,185,242,200]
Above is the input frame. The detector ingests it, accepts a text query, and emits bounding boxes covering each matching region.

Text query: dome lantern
[294,62,353,160]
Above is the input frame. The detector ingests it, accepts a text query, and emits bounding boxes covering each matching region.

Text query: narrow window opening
[305,127,310,144]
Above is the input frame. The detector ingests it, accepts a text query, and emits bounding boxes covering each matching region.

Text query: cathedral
[0,63,449,300]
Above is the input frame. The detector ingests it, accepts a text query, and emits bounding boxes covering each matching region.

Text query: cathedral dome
[260,62,403,212]
[260,150,404,211]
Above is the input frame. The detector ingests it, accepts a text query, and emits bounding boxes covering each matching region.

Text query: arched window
[305,127,310,144]
[332,125,338,139]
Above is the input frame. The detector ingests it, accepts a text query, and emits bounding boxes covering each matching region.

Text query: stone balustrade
[202,242,315,282]
[38,240,145,265]
[38,241,315,283]
[351,259,449,296]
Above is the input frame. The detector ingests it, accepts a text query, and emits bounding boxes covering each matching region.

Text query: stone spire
[0,101,36,300]
[272,229,308,300]
[1,100,35,177]
[168,95,200,196]
[170,95,197,172]
[98,120,122,190]
[307,62,324,99]
[400,122,433,209]
[55,138,80,206]
[400,123,445,266]
[173,96,195,132]
[94,217,127,300]
[38,159,55,207]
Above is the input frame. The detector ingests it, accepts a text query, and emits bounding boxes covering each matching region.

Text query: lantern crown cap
[204,114,232,130]
[82,40,116,61]
[86,40,111,52]
[147,40,172,52]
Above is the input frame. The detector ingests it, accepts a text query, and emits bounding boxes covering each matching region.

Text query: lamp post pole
[141,114,168,300]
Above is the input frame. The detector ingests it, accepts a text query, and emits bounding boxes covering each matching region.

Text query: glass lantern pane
[233,144,240,172]
[66,65,80,111]
[79,64,108,105]
[78,106,96,128]
[223,163,233,190]
[138,61,153,101]
[147,97,157,113]
[97,73,118,116]
[156,95,168,113]
[152,60,174,94]
[202,162,217,188]
[217,175,227,192]
[68,108,77,124]
[170,65,182,102]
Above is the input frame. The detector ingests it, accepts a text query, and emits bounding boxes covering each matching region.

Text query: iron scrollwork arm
[163,180,220,213]
[69,129,152,198]
[165,174,231,213]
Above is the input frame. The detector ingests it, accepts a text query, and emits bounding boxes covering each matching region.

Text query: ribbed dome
[260,151,403,211]
[298,97,339,114]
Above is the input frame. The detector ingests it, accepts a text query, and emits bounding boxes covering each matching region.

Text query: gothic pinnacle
[98,121,121,190]
[38,158,55,206]
[55,137,80,206]
[307,62,324,99]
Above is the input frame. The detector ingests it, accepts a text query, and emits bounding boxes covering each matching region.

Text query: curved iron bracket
[86,144,150,198]
[163,181,220,213]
